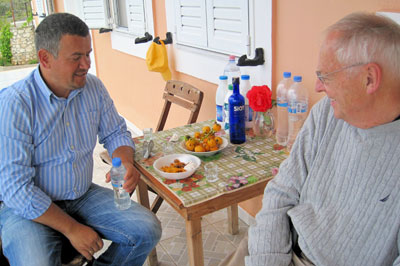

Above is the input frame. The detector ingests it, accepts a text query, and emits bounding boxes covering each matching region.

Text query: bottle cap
[293,76,302,82]
[219,75,228,80]
[283,72,291,78]
[228,84,233,90]
[241,75,250,80]
[229,55,235,61]
[232,77,240,85]
[112,157,122,167]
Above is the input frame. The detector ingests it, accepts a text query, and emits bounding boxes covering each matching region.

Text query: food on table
[161,159,187,173]
[184,122,223,152]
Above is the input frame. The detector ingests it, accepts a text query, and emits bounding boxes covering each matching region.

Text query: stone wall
[10,26,37,65]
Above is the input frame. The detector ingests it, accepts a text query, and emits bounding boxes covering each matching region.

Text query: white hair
[326,12,400,79]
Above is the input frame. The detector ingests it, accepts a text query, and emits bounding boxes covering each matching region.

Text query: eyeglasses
[316,62,367,84]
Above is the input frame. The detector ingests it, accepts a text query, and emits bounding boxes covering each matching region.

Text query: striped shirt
[0,67,134,220]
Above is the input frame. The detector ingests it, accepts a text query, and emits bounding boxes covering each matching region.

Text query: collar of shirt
[34,66,83,104]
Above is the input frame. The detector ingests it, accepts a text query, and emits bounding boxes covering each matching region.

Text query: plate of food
[180,123,228,157]
[153,154,201,180]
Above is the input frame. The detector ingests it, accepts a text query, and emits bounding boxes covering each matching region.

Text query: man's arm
[33,203,103,260]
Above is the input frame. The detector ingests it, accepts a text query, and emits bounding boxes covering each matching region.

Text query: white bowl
[180,137,229,157]
[153,154,201,180]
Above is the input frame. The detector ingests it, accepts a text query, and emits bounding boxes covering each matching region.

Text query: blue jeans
[0,184,162,266]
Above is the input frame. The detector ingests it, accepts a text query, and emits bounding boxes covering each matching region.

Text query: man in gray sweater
[247,12,400,266]
[222,12,400,266]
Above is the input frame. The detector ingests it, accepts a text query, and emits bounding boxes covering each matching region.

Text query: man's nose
[315,78,325,93]
[80,56,91,69]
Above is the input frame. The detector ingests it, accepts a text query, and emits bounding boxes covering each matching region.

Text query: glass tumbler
[204,162,219,183]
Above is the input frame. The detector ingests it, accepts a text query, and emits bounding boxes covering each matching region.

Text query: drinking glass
[204,162,219,183]
[163,141,174,154]
[143,128,153,141]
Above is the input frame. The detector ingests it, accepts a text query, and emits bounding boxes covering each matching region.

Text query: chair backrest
[156,80,204,132]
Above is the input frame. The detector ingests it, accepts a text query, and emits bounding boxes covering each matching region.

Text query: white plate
[153,154,201,180]
[180,137,228,157]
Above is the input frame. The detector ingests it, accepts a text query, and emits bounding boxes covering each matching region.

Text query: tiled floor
[92,142,250,266]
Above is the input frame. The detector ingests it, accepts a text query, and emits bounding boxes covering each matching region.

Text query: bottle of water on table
[111,157,131,210]
[287,76,308,151]
[276,71,293,146]
[216,75,228,128]
[224,55,241,87]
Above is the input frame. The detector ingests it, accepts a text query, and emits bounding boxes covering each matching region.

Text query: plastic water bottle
[276,72,293,146]
[216,75,228,128]
[224,55,241,86]
[111,157,131,210]
[240,75,253,130]
[229,77,246,144]
[223,84,233,132]
[287,76,308,151]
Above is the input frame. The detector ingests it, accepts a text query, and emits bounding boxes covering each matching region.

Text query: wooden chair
[100,80,204,213]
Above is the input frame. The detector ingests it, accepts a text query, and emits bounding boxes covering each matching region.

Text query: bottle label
[277,102,288,107]
[288,101,308,114]
[224,102,230,130]
[216,105,224,122]
[112,181,123,188]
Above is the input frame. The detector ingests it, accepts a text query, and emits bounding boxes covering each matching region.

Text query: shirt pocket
[76,110,99,150]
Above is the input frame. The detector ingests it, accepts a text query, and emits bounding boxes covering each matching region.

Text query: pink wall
[54,0,400,216]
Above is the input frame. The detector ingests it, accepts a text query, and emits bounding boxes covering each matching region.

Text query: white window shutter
[82,0,111,29]
[174,0,207,48]
[126,0,146,36]
[206,0,249,55]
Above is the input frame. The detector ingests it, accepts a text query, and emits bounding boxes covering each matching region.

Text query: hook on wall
[99,28,112,34]
[153,32,173,45]
[135,32,153,44]
[237,48,265,66]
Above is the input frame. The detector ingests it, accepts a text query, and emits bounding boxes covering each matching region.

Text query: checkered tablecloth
[134,120,288,207]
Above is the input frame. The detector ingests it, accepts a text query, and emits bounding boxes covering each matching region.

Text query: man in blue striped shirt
[0,13,161,265]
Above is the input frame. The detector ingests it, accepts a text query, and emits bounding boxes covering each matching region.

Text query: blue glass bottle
[229,77,246,144]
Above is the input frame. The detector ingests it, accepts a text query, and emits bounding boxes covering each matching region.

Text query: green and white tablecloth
[134,120,288,207]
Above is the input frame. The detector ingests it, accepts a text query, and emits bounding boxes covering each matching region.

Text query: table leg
[186,218,204,266]
[136,179,150,208]
[227,204,239,235]
[136,179,158,266]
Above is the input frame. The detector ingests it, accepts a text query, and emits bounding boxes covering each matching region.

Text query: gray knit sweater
[247,97,400,266]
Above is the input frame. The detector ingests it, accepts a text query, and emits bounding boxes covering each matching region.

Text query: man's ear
[37,49,52,69]
[365,63,381,94]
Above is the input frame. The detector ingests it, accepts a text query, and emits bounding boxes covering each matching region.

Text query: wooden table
[133,120,288,266]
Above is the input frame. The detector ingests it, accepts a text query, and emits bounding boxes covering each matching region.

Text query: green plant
[28,58,38,64]
[0,21,12,65]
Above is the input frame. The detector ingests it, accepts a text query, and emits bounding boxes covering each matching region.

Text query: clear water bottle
[216,75,228,128]
[240,75,253,130]
[111,157,131,210]
[287,76,308,151]
[223,55,241,86]
[223,84,233,132]
[229,77,246,144]
[276,72,293,146]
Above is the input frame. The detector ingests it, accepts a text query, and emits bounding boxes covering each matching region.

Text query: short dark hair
[35,13,89,57]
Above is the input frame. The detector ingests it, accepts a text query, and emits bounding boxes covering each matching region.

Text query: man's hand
[33,203,103,261]
[66,223,104,261]
[106,162,140,193]
[106,145,139,192]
